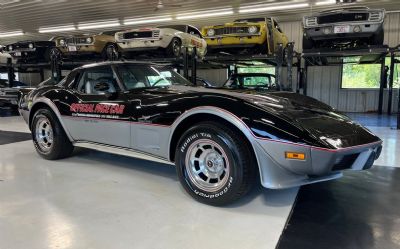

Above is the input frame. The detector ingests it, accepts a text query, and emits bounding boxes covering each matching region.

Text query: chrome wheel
[35,116,54,152]
[185,139,230,192]
[172,39,181,57]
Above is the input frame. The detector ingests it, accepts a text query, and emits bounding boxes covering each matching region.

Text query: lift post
[6,58,15,88]
[387,52,395,115]
[378,57,386,115]
[191,47,197,85]
[286,43,294,90]
[275,43,284,90]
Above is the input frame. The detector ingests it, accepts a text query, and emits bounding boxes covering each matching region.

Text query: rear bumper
[253,138,382,189]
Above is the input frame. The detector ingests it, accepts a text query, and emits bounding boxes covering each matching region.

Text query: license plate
[334,25,350,34]
[14,52,21,56]
[68,46,77,52]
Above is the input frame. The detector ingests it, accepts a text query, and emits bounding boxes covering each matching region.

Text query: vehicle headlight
[117,33,123,40]
[207,29,215,37]
[248,26,258,34]
[60,39,65,46]
[28,43,34,49]
[8,45,13,51]
[86,37,93,43]
[323,27,332,34]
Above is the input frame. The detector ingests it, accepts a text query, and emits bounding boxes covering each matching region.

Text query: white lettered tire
[175,122,256,206]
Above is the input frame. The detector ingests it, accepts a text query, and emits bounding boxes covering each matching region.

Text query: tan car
[52,31,120,60]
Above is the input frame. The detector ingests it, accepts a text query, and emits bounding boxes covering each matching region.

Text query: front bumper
[305,23,382,41]
[253,138,382,189]
[117,39,169,51]
[59,45,101,57]
[205,35,265,47]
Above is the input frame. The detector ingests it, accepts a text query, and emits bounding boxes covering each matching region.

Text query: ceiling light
[39,25,76,33]
[315,0,336,6]
[176,8,233,20]
[0,30,24,37]
[124,16,172,25]
[239,3,309,13]
[78,20,120,30]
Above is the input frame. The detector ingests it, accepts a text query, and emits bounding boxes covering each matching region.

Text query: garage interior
[0,0,400,249]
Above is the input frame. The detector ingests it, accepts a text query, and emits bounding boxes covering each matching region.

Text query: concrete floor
[0,115,399,249]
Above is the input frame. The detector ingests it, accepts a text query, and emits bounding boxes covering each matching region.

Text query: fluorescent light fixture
[176,8,233,20]
[124,16,173,25]
[78,20,120,30]
[39,25,76,33]
[239,3,309,13]
[0,30,24,37]
[315,0,336,6]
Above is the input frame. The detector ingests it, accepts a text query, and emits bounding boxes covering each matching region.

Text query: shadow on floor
[346,113,398,128]
[277,166,400,249]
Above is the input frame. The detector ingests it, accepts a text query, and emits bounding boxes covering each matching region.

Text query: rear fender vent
[332,153,359,171]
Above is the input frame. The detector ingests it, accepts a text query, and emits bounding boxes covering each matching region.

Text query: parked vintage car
[52,31,120,60]
[4,40,55,63]
[0,79,27,108]
[223,73,277,90]
[115,25,207,58]
[202,17,288,55]
[19,61,382,205]
[303,7,385,49]
[0,50,14,64]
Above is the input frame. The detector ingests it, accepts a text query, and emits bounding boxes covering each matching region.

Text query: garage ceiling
[0,0,399,44]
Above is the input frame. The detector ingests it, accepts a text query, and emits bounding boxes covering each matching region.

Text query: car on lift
[223,73,277,90]
[19,61,382,206]
[115,25,207,58]
[302,7,385,50]
[201,17,288,55]
[4,40,56,63]
[52,31,120,61]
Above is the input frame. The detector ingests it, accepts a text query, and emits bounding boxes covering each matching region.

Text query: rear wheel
[166,38,182,58]
[31,108,74,160]
[175,122,256,206]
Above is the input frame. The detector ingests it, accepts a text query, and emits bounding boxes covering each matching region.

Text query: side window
[75,66,119,95]
[273,20,283,33]
[116,66,148,89]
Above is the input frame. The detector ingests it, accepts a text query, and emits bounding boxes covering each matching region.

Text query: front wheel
[31,108,74,160]
[103,43,120,61]
[166,38,182,58]
[175,122,256,206]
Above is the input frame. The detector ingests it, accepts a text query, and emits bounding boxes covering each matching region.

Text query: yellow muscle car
[52,31,120,61]
[202,17,288,55]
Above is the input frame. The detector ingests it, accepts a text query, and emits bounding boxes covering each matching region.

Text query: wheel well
[29,102,51,129]
[169,113,256,164]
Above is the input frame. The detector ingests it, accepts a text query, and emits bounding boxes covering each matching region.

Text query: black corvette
[19,61,382,205]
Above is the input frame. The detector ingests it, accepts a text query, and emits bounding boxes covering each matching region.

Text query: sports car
[52,31,120,61]
[115,25,207,58]
[303,7,385,49]
[5,40,55,63]
[202,17,288,55]
[19,61,382,206]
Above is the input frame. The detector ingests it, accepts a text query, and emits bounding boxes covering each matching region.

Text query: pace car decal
[70,103,125,119]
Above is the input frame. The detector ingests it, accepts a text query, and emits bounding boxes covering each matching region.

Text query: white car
[115,25,207,58]
[0,50,14,64]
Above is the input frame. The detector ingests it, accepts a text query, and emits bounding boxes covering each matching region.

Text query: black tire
[302,35,314,50]
[371,28,384,46]
[166,37,182,58]
[175,122,256,206]
[102,43,120,61]
[257,40,269,55]
[31,108,74,160]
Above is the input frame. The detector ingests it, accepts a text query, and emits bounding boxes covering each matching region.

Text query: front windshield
[224,74,278,90]
[116,65,192,90]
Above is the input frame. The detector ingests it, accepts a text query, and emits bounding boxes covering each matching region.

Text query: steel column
[387,52,395,115]
[378,58,386,115]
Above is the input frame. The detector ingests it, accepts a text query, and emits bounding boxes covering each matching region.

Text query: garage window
[342,57,400,89]
[237,66,275,75]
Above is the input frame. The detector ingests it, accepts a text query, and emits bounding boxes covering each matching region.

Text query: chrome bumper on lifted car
[252,138,382,189]
[305,24,382,40]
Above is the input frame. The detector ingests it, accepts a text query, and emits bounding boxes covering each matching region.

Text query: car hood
[163,86,380,148]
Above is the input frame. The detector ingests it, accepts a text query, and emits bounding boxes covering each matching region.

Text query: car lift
[0,58,49,87]
[301,44,400,129]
